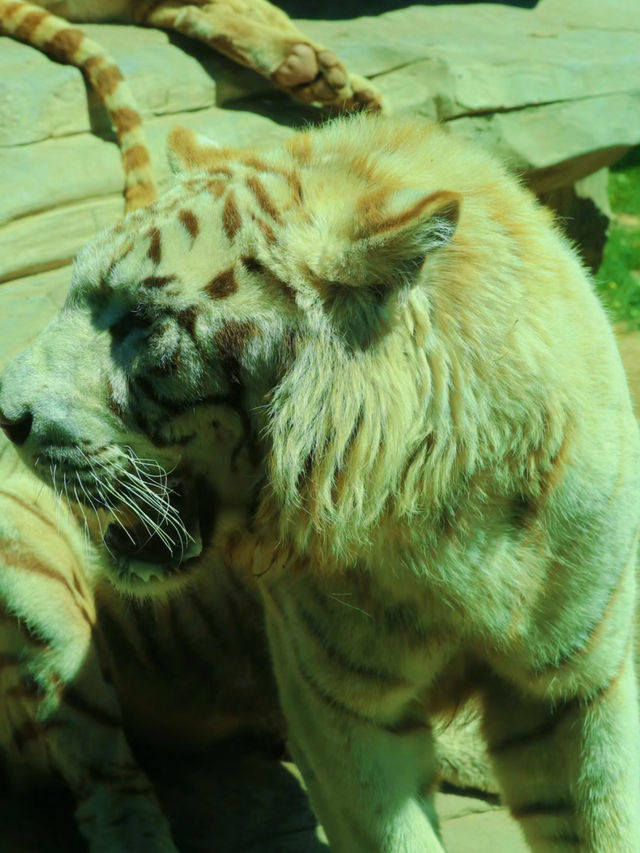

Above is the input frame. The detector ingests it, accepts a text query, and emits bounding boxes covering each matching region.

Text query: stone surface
[540,169,612,270]
[2,0,639,285]
[0,266,70,366]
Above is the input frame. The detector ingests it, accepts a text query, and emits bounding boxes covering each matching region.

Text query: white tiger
[0,112,638,851]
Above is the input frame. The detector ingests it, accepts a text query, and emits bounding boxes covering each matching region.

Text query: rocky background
[1,0,639,850]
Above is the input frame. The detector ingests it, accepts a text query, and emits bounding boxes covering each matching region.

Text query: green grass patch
[595,146,640,329]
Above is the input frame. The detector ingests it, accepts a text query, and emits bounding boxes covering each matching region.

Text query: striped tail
[0,0,157,211]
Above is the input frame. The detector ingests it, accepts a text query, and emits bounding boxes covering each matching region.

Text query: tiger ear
[167,126,224,176]
[310,188,461,289]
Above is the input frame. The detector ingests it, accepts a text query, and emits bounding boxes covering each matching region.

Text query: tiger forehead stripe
[3,3,23,20]
[246,175,282,224]
[209,164,233,178]
[241,154,273,172]
[205,269,238,300]
[287,170,304,205]
[141,274,176,289]
[215,320,259,358]
[147,228,162,265]
[176,306,199,338]
[222,190,242,241]
[241,256,265,273]
[253,216,277,245]
[205,178,226,199]
[357,186,392,219]
[285,132,313,166]
[178,209,199,240]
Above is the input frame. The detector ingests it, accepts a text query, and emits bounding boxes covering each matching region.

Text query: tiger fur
[0,0,382,211]
[1,113,639,851]
[0,417,282,850]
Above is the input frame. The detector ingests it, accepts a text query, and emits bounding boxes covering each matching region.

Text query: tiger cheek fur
[0,112,639,853]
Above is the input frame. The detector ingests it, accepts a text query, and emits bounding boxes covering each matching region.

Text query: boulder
[1,0,639,284]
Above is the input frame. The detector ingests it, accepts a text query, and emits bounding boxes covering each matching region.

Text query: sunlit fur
[0,113,639,851]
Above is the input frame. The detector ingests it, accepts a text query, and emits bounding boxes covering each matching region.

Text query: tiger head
[0,115,460,595]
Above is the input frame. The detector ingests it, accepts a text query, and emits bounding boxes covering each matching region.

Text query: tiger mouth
[39,447,216,586]
[103,476,208,581]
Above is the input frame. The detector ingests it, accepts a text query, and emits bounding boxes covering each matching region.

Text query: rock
[440,794,529,852]
[1,0,639,283]
[539,169,612,271]
[0,26,246,147]
[0,266,71,366]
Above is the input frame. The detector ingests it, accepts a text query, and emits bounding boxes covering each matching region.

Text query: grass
[595,146,640,330]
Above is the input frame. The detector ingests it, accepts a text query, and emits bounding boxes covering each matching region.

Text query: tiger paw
[272,43,383,112]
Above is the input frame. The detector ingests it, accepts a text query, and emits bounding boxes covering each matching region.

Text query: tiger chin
[1,112,640,853]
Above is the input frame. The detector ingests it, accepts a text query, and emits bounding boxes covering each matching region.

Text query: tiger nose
[0,408,33,446]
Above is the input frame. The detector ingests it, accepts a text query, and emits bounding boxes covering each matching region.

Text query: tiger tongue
[105,522,176,563]
[104,500,204,566]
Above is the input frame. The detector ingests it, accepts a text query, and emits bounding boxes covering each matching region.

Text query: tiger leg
[0,487,178,851]
[261,588,445,853]
[143,1,383,111]
[482,650,640,852]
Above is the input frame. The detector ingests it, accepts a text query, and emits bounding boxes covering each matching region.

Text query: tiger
[1,111,639,852]
[0,0,382,211]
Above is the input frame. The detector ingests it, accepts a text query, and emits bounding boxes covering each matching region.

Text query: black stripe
[11,719,68,753]
[512,799,574,818]
[62,686,122,728]
[187,591,234,654]
[297,602,409,687]
[292,640,379,724]
[164,602,215,680]
[489,700,577,755]
[0,653,21,671]
[130,605,170,675]
[96,605,133,665]
[269,590,415,733]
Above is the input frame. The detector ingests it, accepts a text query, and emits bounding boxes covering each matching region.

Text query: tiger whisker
[76,457,114,557]
[111,456,191,553]
[72,484,93,552]
[114,465,173,517]
[104,467,181,549]
[62,472,72,517]
[49,463,62,531]
[99,477,171,548]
